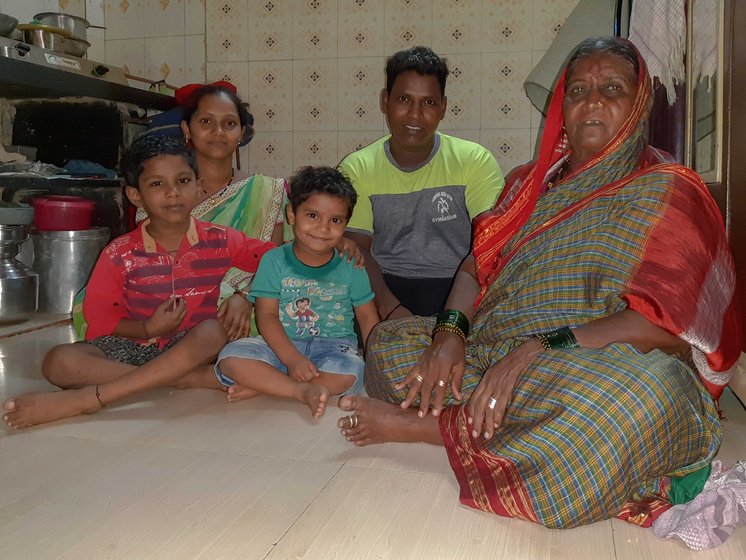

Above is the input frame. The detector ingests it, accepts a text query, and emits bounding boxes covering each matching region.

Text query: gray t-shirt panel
[364,184,470,279]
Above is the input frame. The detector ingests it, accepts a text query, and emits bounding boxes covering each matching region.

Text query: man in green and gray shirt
[340,46,504,318]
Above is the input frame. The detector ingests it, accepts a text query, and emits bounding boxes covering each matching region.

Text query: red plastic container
[33,195,95,231]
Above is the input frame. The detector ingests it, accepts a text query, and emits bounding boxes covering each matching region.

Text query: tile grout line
[0,318,71,340]
[261,461,346,560]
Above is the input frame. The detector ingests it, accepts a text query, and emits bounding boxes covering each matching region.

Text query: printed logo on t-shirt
[280,276,350,337]
[431,191,457,223]
[285,297,320,336]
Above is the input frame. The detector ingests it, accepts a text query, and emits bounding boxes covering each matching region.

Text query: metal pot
[0,13,18,37]
[0,225,38,322]
[0,204,34,226]
[17,24,68,52]
[63,36,90,57]
[31,227,108,314]
[34,12,89,42]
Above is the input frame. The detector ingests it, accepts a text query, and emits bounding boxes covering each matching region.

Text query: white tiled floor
[2,322,746,559]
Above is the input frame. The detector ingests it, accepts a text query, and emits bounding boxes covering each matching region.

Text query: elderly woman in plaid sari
[336,37,741,530]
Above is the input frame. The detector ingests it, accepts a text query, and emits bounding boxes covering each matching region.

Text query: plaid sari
[365,41,739,529]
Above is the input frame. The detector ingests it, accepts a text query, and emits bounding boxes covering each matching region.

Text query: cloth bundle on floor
[653,460,746,549]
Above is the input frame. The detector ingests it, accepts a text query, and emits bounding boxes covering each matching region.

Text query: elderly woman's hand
[468,339,542,440]
[217,293,253,341]
[395,330,466,418]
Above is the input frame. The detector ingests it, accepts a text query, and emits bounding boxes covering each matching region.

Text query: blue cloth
[63,159,117,179]
[215,335,365,394]
[144,107,185,139]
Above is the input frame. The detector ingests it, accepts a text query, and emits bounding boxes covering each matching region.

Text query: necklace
[199,168,234,198]
[546,162,569,190]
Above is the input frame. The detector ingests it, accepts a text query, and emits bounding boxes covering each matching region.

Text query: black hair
[288,166,357,219]
[565,37,640,87]
[295,297,310,305]
[181,84,255,145]
[385,46,449,96]
[120,134,197,188]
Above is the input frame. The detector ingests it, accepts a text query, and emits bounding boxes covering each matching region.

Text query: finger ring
[415,374,424,383]
[487,397,497,409]
[436,379,446,387]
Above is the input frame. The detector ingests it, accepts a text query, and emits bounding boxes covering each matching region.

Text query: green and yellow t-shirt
[340,133,503,279]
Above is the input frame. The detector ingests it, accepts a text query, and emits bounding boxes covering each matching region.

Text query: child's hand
[287,356,319,382]
[335,237,365,268]
[146,296,187,337]
[217,293,252,341]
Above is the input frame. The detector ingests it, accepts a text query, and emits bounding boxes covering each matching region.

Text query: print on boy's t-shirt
[249,243,375,341]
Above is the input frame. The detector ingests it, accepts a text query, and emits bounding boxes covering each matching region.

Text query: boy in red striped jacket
[3,135,274,429]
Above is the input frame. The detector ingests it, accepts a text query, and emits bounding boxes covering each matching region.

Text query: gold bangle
[432,324,466,342]
[535,332,551,350]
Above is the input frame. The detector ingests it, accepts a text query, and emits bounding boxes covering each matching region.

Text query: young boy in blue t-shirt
[215,166,379,418]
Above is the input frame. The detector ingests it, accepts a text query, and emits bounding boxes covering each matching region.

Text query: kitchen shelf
[0,175,123,189]
[0,55,176,111]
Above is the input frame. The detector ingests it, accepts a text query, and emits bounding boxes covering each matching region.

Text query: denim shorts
[215,336,365,395]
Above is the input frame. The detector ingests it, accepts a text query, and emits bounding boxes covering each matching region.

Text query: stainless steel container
[31,227,109,314]
[62,36,90,57]
[17,24,67,52]
[0,225,38,321]
[0,13,18,37]
[33,12,89,41]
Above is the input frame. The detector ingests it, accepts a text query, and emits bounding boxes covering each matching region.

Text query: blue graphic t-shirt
[249,243,374,340]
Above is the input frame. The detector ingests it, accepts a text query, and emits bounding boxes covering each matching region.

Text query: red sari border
[440,405,540,523]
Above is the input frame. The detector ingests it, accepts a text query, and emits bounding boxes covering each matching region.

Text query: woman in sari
[177,82,288,340]
[336,37,741,530]
[73,81,288,342]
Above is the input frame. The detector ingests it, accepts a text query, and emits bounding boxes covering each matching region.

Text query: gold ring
[487,397,497,409]
[415,374,424,383]
[436,379,446,387]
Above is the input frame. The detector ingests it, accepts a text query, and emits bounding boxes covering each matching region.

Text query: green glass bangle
[536,327,578,350]
[435,309,470,338]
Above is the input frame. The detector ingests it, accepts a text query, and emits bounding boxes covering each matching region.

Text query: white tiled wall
[0,0,579,178]
[102,0,206,89]
[203,0,580,177]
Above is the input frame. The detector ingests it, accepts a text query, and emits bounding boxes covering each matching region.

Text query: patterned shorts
[82,331,188,366]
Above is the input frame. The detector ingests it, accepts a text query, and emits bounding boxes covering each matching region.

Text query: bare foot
[336,395,443,446]
[226,384,260,402]
[3,387,101,429]
[300,384,329,418]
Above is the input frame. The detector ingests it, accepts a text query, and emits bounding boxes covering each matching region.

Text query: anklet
[95,384,106,408]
